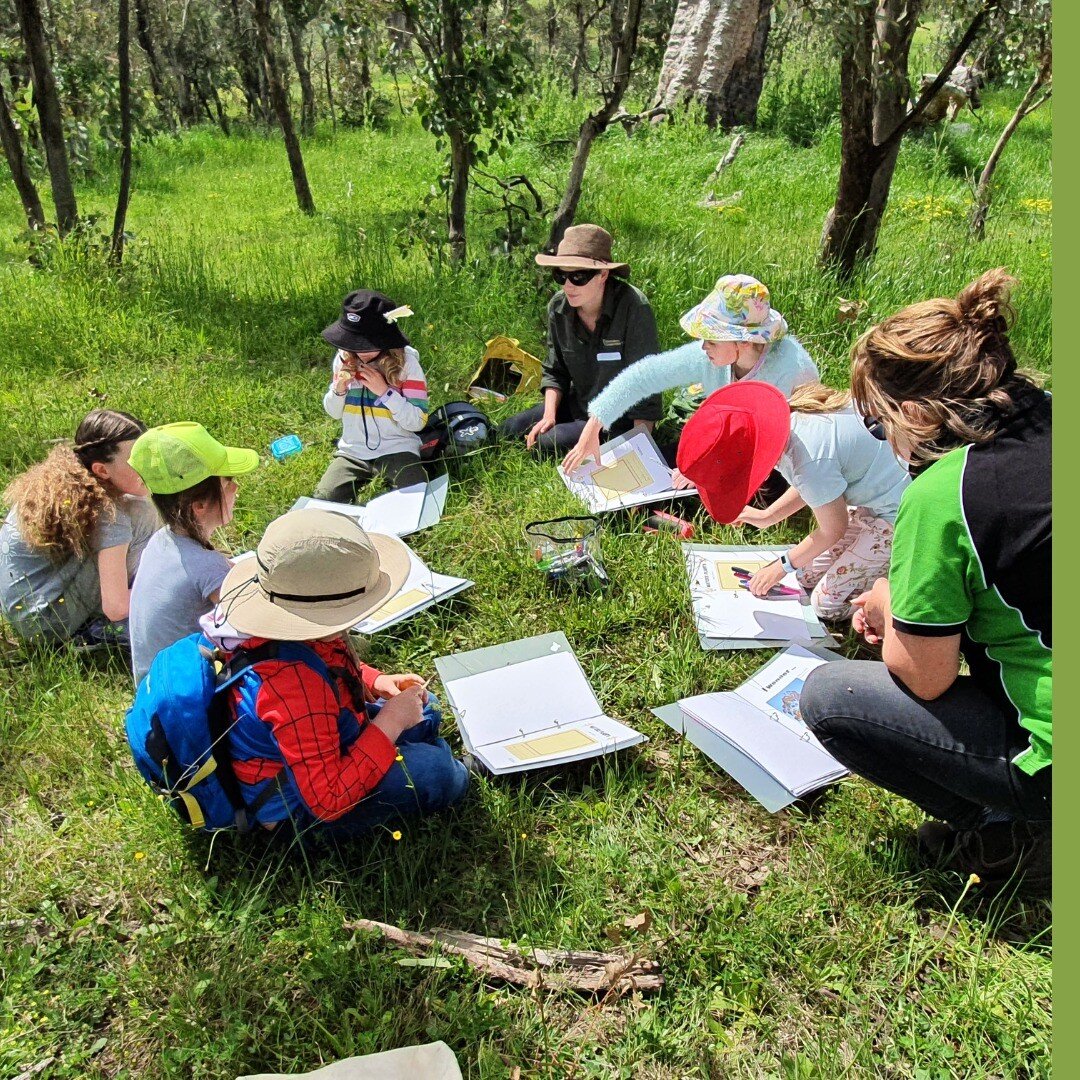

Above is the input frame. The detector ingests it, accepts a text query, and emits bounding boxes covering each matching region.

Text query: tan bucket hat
[534,224,629,275]
[215,509,410,641]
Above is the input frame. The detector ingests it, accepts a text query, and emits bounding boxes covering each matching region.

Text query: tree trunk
[441,0,468,262]
[547,0,558,53]
[252,0,316,215]
[230,0,268,123]
[548,0,644,249]
[704,0,771,128]
[570,1,588,98]
[447,125,469,263]
[111,0,133,264]
[820,0,995,278]
[323,34,336,134]
[0,78,45,230]
[133,0,175,130]
[283,8,316,135]
[652,0,771,128]
[13,0,77,234]
[970,58,1050,238]
[211,84,232,135]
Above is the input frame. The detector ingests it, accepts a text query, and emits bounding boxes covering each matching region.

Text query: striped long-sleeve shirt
[322,345,430,461]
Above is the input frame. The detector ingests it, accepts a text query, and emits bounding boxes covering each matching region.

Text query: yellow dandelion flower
[520,832,528,840]
[134,851,146,861]
[395,754,404,763]
[391,830,402,841]
[968,872,981,886]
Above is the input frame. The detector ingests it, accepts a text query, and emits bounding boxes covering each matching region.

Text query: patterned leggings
[796,506,894,622]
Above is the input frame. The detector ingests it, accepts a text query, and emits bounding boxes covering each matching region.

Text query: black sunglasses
[552,268,600,287]
[861,411,887,441]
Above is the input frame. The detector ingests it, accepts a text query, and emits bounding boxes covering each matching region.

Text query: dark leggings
[501,402,635,456]
[801,660,1051,828]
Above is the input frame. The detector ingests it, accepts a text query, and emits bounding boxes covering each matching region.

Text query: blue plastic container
[270,434,303,461]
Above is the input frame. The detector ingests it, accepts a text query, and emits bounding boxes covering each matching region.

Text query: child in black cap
[315,290,430,501]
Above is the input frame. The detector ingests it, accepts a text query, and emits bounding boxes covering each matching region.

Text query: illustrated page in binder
[683,544,834,649]
[653,645,846,811]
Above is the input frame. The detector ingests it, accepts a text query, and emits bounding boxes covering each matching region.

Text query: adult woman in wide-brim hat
[500,224,662,455]
[206,508,469,836]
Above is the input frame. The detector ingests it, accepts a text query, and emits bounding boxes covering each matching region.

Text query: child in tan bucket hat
[203,508,469,836]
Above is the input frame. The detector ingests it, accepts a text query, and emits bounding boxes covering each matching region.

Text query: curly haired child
[0,409,158,645]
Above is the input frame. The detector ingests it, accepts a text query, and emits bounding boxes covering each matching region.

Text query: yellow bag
[467,335,543,402]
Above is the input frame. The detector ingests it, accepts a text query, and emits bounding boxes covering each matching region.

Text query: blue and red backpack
[124,633,328,832]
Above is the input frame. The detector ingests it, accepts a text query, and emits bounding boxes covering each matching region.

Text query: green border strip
[1053,1,1068,1072]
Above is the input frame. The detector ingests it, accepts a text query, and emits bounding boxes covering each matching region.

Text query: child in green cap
[127,422,259,685]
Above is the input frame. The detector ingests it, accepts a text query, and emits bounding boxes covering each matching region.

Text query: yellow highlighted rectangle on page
[504,728,598,762]
[713,558,774,590]
[368,587,430,621]
[592,452,651,498]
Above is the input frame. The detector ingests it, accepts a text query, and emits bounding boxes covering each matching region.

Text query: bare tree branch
[877,0,999,153]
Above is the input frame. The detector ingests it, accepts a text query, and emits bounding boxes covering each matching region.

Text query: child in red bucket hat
[678,381,909,622]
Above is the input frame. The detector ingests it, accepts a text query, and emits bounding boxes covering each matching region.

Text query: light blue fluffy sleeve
[587,341,708,428]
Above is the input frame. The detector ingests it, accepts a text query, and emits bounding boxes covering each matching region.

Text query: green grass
[0,86,1051,1078]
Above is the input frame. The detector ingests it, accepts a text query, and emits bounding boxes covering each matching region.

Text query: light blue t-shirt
[129,528,231,685]
[776,406,910,522]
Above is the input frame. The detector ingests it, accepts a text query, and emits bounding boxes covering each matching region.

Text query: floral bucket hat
[679,274,788,344]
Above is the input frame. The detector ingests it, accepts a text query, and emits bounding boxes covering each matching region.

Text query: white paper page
[730,645,832,747]
[351,545,470,634]
[290,496,366,520]
[290,487,425,538]
[416,473,449,531]
[560,430,693,512]
[680,693,844,794]
[357,484,427,536]
[478,715,644,774]
[446,650,604,751]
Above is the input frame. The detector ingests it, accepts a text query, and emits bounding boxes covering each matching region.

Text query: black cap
[321,290,411,353]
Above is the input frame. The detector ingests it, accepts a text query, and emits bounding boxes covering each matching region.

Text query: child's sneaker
[70,617,131,653]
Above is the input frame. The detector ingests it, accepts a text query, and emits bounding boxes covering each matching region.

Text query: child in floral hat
[561,274,818,483]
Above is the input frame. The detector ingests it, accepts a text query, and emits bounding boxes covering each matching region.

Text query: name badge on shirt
[597,351,622,362]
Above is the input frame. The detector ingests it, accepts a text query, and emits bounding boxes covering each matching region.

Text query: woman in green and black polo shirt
[801,269,1051,892]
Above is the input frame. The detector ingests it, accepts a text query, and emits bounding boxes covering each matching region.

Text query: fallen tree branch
[346,918,663,995]
[700,133,746,206]
[611,105,669,133]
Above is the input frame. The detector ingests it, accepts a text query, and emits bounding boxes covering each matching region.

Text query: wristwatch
[778,552,796,574]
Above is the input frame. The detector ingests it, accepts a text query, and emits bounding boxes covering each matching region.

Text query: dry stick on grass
[700,132,745,207]
[346,919,663,994]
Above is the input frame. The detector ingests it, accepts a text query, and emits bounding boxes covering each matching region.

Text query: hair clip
[383,305,414,324]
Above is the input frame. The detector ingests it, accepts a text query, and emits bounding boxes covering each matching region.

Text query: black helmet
[418,401,493,460]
